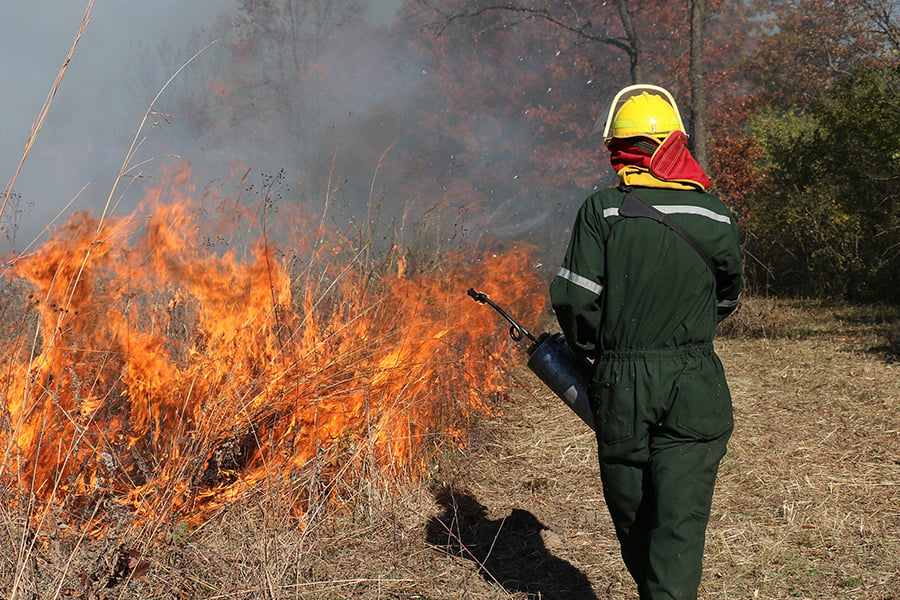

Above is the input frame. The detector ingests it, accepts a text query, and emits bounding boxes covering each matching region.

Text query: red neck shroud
[608,131,711,190]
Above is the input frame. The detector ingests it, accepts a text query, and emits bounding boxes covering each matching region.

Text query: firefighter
[549,84,742,599]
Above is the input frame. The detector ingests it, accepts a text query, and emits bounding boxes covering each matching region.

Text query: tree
[745,66,899,300]
[743,0,891,106]
[417,0,758,177]
[205,0,364,167]
[719,0,900,299]
[422,1,646,81]
[396,4,608,255]
[689,0,709,169]
[861,0,900,56]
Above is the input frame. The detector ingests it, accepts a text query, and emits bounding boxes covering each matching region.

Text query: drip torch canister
[467,288,595,431]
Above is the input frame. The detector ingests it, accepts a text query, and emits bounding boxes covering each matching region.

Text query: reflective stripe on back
[604,205,731,224]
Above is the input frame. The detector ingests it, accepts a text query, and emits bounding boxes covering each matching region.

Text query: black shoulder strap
[617,188,716,275]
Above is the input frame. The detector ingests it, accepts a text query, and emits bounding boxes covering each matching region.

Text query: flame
[0,166,544,530]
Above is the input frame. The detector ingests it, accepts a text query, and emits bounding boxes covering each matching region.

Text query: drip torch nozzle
[466,287,596,431]
[467,288,536,343]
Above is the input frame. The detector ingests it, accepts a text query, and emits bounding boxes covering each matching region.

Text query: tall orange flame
[0,166,545,530]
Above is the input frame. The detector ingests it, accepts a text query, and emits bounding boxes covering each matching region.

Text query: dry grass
[0,296,897,599]
[710,297,899,599]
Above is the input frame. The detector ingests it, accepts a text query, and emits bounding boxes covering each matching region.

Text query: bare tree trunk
[689,0,708,170]
[616,0,643,83]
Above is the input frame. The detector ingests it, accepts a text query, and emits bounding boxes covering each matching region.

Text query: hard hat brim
[596,84,686,141]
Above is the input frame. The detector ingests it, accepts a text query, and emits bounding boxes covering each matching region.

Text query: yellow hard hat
[597,84,686,143]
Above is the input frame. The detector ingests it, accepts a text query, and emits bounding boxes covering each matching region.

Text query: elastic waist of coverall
[597,342,714,362]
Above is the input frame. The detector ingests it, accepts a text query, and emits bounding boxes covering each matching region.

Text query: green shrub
[744,67,900,302]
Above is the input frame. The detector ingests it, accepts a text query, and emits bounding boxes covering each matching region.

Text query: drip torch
[467,288,595,431]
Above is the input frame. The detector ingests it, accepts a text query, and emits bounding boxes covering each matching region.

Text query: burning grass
[0,167,546,597]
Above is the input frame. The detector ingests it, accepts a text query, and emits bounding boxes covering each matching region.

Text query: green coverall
[550,185,742,600]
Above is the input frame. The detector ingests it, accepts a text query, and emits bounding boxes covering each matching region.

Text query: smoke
[2,0,594,265]
[0,1,241,251]
[0,0,409,253]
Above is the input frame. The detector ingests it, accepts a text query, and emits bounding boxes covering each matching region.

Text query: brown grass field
[0,295,897,599]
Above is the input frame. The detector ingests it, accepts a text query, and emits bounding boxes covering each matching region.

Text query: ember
[0,166,544,531]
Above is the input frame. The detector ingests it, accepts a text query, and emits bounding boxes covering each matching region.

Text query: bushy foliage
[745,66,900,301]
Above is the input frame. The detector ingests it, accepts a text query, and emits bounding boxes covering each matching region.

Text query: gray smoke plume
[1,0,409,254]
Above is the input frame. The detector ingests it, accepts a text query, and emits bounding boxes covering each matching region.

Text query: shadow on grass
[425,486,599,600]
[836,311,900,363]
[718,298,900,362]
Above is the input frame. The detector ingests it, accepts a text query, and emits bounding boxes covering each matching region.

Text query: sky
[0,0,403,254]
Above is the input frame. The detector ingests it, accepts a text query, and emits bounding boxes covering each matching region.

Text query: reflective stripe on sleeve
[557,267,604,296]
[717,297,739,310]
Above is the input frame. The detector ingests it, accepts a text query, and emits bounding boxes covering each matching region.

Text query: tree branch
[424,2,633,55]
